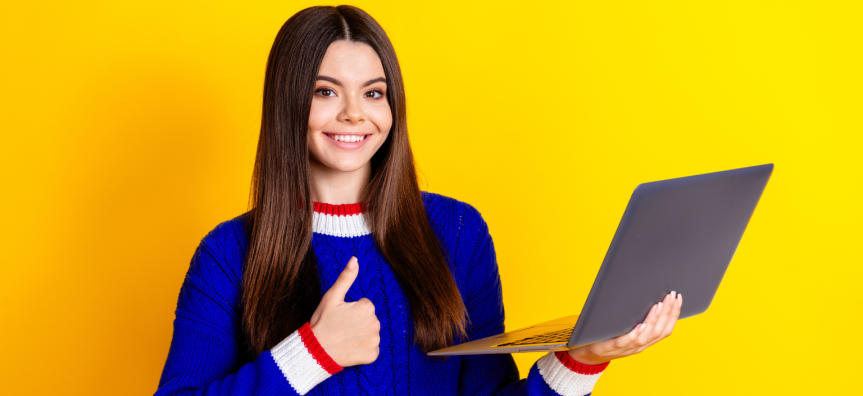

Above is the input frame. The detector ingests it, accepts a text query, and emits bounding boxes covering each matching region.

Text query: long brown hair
[243,5,467,357]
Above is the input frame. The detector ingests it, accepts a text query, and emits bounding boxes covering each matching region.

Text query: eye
[316,88,336,97]
[365,89,385,99]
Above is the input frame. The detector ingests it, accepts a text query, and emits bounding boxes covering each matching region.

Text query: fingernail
[671,291,676,299]
[657,302,663,312]
[349,257,358,269]
[639,323,647,333]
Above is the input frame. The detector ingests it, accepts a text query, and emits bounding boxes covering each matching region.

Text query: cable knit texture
[156,192,607,395]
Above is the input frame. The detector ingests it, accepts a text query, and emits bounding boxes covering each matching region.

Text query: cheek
[308,101,332,134]
[370,105,393,134]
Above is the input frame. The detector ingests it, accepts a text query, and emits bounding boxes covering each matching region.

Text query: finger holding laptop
[567,291,683,365]
[630,291,682,354]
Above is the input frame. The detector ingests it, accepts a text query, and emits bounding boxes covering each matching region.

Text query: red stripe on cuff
[554,351,610,375]
[298,322,344,375]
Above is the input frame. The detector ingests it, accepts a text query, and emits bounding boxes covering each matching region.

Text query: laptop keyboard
[495,327,575,347]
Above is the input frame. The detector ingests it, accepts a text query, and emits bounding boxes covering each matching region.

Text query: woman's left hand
[567,291,682,365]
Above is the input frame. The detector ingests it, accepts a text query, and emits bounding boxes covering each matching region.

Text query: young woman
[156,5,682,396]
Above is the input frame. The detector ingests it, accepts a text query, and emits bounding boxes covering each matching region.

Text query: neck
[308,159,371,204]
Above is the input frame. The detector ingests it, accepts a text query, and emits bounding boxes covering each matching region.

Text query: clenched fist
[310,256,381,367]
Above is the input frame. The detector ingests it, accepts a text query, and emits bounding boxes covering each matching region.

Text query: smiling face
[307,40,393,176]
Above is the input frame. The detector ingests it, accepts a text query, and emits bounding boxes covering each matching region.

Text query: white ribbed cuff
[271,323,342,395]
[537,351,608,396]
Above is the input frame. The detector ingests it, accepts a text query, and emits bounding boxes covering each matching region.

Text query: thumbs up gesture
[309,256,381,367]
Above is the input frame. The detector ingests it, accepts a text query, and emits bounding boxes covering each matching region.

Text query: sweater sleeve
[155,223,342,395]
[453,203,608,396]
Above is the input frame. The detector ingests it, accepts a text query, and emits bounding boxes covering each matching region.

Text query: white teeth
[329,134,365,143]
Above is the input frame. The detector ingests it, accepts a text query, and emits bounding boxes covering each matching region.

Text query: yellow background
[1,1,860,394]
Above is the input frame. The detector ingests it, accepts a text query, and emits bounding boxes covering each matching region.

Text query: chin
[321,157,370,173]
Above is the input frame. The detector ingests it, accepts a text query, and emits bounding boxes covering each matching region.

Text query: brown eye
[316,88,335,97]
[365,89,384,99]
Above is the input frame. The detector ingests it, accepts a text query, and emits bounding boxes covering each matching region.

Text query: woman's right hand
[309,256,381,367]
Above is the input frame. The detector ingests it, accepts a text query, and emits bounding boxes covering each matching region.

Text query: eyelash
[315,87,385,99]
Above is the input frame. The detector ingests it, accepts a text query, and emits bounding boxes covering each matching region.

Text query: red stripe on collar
[312,202,365,216]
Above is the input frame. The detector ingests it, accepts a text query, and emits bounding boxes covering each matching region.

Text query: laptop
[428,164,774,356]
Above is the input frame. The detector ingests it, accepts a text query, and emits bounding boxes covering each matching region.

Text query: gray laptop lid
[568,164,773,348]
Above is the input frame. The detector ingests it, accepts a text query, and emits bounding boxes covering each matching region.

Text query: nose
[339,95,365,124]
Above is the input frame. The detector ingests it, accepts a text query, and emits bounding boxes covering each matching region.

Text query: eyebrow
[316,75,386,87]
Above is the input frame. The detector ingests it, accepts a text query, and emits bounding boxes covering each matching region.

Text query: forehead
[318,40,385,83]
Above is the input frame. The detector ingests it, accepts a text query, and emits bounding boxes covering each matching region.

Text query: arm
[155,224,341,395]
[453,204,608,396]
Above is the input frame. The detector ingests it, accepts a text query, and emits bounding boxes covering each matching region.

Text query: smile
[325,133,369,143]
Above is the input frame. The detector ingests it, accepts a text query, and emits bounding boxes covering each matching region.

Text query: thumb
[322,256,359,305]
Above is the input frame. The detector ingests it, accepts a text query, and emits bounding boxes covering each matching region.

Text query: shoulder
[186,211,253,288]
[420,191,488,236]
[420,191,494,276]
[199,211,253,255]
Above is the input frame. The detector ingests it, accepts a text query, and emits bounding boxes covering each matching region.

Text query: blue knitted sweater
[156,192,608,395]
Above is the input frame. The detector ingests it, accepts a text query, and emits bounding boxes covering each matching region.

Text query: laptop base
[428,315,579,356]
